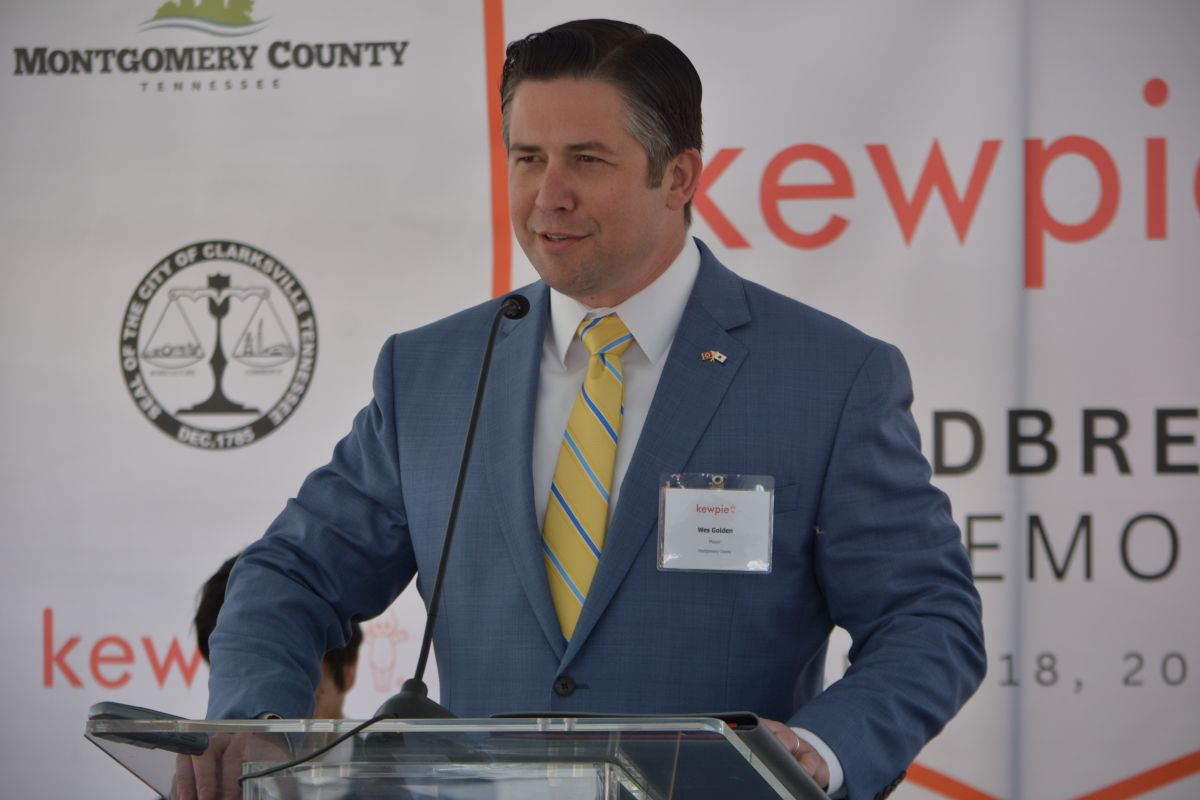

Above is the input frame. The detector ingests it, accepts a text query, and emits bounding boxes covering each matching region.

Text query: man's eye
[578,155,603,164]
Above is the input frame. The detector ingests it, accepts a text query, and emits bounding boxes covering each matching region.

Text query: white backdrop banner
[1,1,1196,798]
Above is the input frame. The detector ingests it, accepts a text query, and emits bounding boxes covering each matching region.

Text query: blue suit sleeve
[789,341,986,799]
[206,335,419,719]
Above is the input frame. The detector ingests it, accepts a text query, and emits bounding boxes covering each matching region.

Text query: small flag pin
[700,350,727,364]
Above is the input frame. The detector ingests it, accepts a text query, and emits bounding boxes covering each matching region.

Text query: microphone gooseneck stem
[411,294,528,684]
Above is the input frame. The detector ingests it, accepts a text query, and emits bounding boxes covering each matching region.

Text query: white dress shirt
[529,237,845,796]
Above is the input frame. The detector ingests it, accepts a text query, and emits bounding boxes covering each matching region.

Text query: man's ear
[665,148,703,211]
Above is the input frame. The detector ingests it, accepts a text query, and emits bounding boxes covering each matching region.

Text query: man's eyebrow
[509,143,542,154]
[567,141,616,154]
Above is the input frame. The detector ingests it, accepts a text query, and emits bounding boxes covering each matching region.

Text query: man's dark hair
[500,19,703,222]
[195,554,364,692]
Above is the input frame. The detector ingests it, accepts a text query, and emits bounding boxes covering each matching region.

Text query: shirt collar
[547,237,701,366]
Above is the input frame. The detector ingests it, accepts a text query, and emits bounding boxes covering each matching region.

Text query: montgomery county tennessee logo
[119,242,316,450]
[141,1,269,38]
[11,0,408,84]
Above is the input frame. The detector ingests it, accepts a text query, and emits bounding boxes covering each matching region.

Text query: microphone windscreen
[501,294,530,320]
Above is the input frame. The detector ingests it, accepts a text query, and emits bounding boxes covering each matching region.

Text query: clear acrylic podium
[86,714,827,799]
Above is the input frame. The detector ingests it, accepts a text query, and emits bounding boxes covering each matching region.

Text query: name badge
[658,473,773,573]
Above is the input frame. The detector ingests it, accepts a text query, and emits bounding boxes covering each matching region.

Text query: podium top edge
[87,715,738,737]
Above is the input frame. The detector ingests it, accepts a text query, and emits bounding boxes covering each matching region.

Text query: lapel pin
[700,350,727,364]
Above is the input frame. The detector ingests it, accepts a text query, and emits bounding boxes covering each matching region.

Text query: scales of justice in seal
[141,271,297,415]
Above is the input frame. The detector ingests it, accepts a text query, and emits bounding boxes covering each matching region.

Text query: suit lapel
[480,284,568,660]
[564,243,752,663]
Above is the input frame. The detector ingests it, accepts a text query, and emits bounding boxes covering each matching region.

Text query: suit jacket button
[553,675,576,697]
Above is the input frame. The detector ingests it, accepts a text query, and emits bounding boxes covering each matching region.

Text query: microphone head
[500,294,530,320]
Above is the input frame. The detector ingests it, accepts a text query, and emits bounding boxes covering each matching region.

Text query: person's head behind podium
[195,554,363,718]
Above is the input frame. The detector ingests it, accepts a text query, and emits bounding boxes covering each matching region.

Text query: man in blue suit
[208,19,984,800]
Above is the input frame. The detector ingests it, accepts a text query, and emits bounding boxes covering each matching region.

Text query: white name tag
[658,473,774,573]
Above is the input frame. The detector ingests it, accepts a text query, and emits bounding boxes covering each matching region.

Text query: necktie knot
[579,314,633,360]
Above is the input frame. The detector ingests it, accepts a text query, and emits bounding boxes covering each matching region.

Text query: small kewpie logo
[695,503,736,516]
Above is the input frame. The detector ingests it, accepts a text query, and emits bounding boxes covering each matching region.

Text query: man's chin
[530,262,605,302]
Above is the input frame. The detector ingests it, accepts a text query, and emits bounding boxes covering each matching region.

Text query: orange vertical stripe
[907,763,1001,800]
[482,0,511,297]
[1071,750,1200,800]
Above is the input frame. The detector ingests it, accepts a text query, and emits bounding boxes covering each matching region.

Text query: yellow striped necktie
[543,314,634,641]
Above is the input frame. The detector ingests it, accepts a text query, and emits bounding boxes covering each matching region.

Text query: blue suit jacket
[209,240,984,800]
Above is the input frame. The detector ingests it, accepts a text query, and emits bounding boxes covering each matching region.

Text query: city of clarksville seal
[119,241,317,450]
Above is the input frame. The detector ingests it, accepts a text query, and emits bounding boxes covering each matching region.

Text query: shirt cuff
[792,726,845,796]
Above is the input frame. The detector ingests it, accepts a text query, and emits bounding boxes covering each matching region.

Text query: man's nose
[534,163,576,212]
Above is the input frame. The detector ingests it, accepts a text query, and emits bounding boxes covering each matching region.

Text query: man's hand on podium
[761,717,831,790]
[169,731,291,800]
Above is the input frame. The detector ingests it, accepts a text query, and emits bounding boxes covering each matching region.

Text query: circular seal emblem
[119,241,317,450]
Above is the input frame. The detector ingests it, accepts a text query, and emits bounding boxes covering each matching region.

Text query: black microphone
[376,293,530,719]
